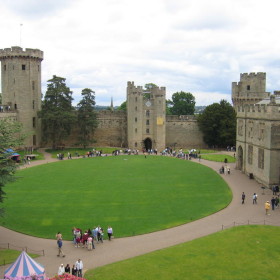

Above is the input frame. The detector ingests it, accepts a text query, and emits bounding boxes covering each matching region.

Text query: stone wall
[166,115,205,149]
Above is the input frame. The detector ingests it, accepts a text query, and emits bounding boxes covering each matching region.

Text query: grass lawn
[200,154,236,163]
[0,249,39,266]
[85,225,280,280]
[0,156,231,239]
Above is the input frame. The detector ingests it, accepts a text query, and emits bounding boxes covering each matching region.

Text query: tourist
[107,226,113,241]
[58,264,65,276]
[253,193,258,204]
[75,259,83,277]
[71,264,77,276]
[56,232,65,257]
[64,264,71,274]
[271,197,276,210]
[241,192,245,204]
[87,235,93,250]
[265,201,270,215]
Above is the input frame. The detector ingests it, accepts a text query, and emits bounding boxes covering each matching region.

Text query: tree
[0,119,24,216]
[76,88,98,148]
[38,75,76,149]
[167,91,196,115]
[197,100,236,148]
[117,101,127,112]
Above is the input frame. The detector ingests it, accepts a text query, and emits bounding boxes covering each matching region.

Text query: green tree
[0,119,24,216]
[197,100,236,148]
[117,101,127,112]
[167,91,196,115]
[38,75,76,149]
[77,88,98,148]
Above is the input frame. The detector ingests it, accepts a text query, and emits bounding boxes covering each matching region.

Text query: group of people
[219,165,230,175]
[72,226,114,250]
[241,191,280,215]
[58,259,83,277]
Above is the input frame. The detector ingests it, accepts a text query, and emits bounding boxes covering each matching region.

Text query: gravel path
[1,151,279,277]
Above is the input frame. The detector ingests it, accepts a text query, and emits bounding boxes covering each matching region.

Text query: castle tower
[232,72,270,108]
[0,46,44,147]
[127,82,166,151]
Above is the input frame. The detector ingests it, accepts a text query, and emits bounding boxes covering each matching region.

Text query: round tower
[0,46,44,147]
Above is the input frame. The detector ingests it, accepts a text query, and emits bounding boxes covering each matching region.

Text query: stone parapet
[0,46,43,60]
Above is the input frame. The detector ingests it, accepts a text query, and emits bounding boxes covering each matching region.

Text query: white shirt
[75,260,83,270]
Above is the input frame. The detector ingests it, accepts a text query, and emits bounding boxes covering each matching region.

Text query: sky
[1,0,280,106]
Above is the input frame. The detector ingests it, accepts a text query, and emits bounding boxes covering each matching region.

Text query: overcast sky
[1,0,280,106]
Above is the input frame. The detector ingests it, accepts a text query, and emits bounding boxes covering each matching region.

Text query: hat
[61,264,64,266]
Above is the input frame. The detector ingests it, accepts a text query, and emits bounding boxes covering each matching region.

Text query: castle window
[146,120,150,125]
[135,97,137,102]
[32,81,35,90]
[135,117,137,122]
[146,110,150,117]
[33,117,36,128]
[14,104,17,110]
[22,64,26,70]
[33,100,35,109]
[135,142,137,147]
[146,128,150,134]
[135,106,137,111]
[247,85,250,90]
[248,145,253,165]
[135,128,137,133]
[4,65,6,71]
[33,135,37,146]
[258,148,264,169]
[38,65,40,72]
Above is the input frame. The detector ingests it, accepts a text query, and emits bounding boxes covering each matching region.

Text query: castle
[0,46,205,151]
[1,46,279,187]
[232,72,280,187]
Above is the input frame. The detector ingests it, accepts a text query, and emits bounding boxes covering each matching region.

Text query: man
[75,259,83,277]
[265,201,270,215]
[241,192,245,204]
[56,232,65,257]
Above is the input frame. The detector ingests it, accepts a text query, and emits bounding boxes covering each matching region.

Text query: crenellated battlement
[240,72,266,80]
[0,46,43,60]
[127,81,166,97]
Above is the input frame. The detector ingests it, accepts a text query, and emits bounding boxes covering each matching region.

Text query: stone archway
[143,138,152,151]
[237,145,243,170]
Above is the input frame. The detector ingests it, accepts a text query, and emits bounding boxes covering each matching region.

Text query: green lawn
[0,156,231,239]
[85,225,280,280]
[200,154,236,163]
[0,249,39,266]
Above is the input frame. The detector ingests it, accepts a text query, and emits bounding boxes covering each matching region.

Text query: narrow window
[32,81,35,90]
[22,64,26,70]
[33,117,36,128]
[38,65,40,72]
[247,85,250,90]
[135,142,137,147]
[146,128,149,134]
[146,110,150,117]
[135,128,137,133]
[146,120,150,125]
[33,135,37,146]
[135,117,137,122]
[33,100,35,109]
[135,106,137,111]
[14,104,17,110]
[4,65,6,71]
[135,97,137,102]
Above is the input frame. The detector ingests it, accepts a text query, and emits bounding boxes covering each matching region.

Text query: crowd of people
[58,259,83,277]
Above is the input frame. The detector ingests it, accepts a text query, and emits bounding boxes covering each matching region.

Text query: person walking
[56,232,65,257]
[241,192,246,204]
[75,259,83,277]
[253,193,258,204]
[107,226,113,241]
[265,201,271,215]
[271,197,276,210]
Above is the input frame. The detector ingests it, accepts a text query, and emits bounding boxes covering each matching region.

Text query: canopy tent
[4,148,20,161]
[4,251,46,279]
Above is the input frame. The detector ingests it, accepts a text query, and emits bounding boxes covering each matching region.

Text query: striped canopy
[4,251,46,279]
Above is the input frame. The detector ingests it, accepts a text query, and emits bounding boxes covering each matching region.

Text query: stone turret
[0,46,44,147]
[232,72,270,108]
[127,82,166,151]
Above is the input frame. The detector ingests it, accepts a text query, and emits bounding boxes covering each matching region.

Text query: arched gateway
[144,138,152,151]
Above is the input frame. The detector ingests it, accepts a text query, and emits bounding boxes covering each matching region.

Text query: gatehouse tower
[0,46,44,147]
[127,82,166,151]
